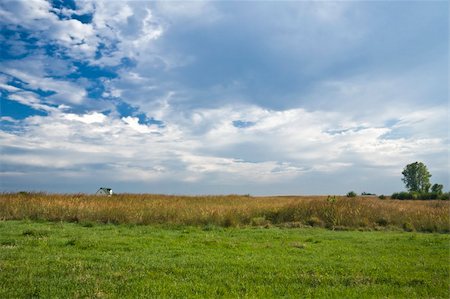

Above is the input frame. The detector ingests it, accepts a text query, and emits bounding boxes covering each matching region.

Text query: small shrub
[347,191,357,198]
[378,195,386,200]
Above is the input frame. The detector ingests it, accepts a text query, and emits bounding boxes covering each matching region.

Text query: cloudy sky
[0,0,448,195]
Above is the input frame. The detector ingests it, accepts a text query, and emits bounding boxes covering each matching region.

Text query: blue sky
[0,0,448,195]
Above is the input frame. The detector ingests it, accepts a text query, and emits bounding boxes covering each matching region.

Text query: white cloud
[64,112,106,124]
[82,1,163,66]
[0,0,163,65]
[0,0,99,60]
[8,92,55,112]
[1,103,446,191]
[122,116,160,134]
[2,62,87,106]
[0,116,18,123]
[0,0,53,27]
[1,1,447,194]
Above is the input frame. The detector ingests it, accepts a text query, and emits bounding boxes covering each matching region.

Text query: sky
[0,0,448,195]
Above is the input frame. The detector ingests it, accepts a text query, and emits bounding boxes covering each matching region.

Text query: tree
[346,191,357,197]
[431,183,444,195]
[401,162,431,193]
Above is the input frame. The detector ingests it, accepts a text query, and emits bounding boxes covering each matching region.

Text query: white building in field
[96,187,113,196]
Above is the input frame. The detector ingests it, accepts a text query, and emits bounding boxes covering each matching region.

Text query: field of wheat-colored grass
[0,193,448,232]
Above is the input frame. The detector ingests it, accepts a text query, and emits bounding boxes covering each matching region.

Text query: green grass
[0,221,449,298]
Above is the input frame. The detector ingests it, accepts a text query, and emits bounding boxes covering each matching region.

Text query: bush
[424,193,438,200]
[378,195,386,200]
[362,192,376,196]
[410,192,420,200]
[392,192,413,200]
[346,191,357,198]
[440,192,450,200]
[391,191,448,200]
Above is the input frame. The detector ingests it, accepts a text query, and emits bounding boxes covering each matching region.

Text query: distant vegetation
[1,193,449,233]
[392,162,449,200]
[346,191,357,198]
[391,191,450,201]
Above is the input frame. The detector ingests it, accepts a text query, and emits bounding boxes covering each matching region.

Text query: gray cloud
[0,1,448,194]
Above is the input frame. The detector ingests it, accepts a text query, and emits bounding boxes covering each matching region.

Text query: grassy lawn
[0,221,448,298]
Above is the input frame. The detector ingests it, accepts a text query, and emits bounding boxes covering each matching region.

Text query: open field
[1,220,449,298]
[1,193,449,232]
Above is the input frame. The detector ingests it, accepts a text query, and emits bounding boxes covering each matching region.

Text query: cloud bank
[1,1,448,194]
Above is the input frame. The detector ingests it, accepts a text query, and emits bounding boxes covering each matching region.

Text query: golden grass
[0,193,449,232]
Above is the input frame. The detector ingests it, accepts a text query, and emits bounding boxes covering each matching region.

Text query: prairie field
[0,193,449,232]
[1,194,449,298]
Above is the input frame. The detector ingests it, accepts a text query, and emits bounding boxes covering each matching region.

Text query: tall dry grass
[0,193,449,232]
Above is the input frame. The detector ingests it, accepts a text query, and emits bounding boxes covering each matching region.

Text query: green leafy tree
[431,183,444,195]
[401,162,431,193]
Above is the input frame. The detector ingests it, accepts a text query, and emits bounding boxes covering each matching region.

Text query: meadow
[0,221,449,298]
[0,193,449,232]
[1,193,449,298]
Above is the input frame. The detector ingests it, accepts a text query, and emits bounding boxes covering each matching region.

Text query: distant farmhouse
[96,187,113,196]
